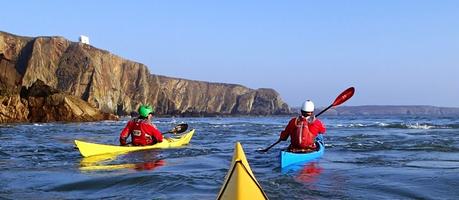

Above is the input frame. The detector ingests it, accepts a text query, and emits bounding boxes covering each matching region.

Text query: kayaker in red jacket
[279,100,326,152]
[120,105,163,146]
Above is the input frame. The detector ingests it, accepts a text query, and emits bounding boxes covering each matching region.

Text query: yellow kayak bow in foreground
[217,142,268,200]
[75,129,195,157]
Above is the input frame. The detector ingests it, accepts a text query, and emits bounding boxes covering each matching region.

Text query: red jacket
[120,118,163,146]
[280,116,326,149]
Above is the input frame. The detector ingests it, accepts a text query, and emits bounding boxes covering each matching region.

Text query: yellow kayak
[75,129,195,157]
[217,142,268,200]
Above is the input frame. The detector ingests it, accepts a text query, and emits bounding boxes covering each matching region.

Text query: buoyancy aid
[132,119,156,146]
[290,116,316,149]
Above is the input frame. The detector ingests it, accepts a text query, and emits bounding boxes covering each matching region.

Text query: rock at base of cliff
[0,95,29,123]
[27,94,118,122]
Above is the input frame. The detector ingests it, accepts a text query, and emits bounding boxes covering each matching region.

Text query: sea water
[0,116,458,199]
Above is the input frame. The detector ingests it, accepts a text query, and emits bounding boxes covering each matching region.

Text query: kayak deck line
[217,142,268,200]
[217,160,268,200]
[75,129,195,157]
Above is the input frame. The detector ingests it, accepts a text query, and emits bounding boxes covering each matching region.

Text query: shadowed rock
[26,93,118,122]
[0,95,29,123]
[23,80,118,122]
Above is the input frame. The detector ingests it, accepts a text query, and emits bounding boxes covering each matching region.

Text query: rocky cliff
[0,31,290,122]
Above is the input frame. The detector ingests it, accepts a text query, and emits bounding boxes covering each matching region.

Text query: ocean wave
[405,160,459,169]
[333,122,459,129]
[337,140,459,153]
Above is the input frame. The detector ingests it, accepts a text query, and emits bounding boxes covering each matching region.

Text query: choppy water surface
[1,116,458,199]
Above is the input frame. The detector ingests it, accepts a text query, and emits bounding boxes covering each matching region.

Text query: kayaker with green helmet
[119,105,163,146]
[279,100,326,152]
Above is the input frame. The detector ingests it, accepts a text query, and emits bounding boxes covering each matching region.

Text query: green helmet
[138,105,154,118]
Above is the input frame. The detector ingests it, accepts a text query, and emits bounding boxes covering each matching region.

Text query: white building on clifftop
[79,35,90,45]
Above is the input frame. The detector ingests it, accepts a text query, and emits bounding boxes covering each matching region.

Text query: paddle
[315,87,355,117]
[257,87,355,152]
[165,123,188,134]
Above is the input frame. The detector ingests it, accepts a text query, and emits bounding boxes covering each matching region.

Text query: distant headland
[291,105,459,117]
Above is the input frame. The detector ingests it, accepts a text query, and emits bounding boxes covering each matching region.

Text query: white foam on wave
[335,122,437,129]
[211,124,233,128]
[406,123,433,129]
[336,123,366,128]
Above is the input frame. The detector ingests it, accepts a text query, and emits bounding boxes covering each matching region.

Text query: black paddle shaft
[315,104,333,118]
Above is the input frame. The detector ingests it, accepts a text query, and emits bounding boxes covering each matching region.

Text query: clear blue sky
[2,1,458,107]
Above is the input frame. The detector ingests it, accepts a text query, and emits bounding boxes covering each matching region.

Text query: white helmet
[301,100,314,112]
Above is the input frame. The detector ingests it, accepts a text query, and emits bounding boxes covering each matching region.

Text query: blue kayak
[280,141,325,168]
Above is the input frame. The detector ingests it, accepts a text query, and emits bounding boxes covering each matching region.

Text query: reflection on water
[294,162,323,184]
[80,154,119,166]
[80,160,166,171]
[79,151,165,171]
[281,161,324,184]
